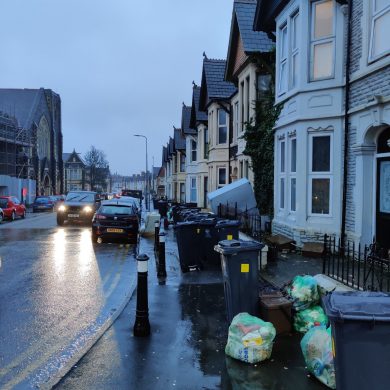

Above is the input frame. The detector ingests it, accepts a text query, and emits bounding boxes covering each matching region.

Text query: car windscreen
[35,197,50,203]
[99,205,134,215]
[66,193,95,202]
[0,199,8,208]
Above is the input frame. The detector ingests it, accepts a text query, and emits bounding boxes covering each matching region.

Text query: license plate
[107,228,124,233]
[68,214,79,218]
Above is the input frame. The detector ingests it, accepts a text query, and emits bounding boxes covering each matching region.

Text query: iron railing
[217,202,269,240]
[323,235,390,292]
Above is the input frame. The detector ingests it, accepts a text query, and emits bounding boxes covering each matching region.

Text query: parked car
[92,200,139,244]
[32,196,55,213]
[0,207,4,223]
[56,191,100,226]
[0,196,26,221]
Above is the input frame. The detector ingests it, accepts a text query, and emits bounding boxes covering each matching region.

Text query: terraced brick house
[255,0,390,250]
[199,56,237,195]
[225,0,274,186]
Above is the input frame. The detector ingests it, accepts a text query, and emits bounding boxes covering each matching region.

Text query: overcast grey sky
[0,0,233,175]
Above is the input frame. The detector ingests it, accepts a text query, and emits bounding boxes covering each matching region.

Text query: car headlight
[83,206,93,213]
[58,205,66,212]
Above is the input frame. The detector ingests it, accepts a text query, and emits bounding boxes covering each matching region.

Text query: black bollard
[133,253,151,337]
[157,232,167,278]
[154,220,160,252]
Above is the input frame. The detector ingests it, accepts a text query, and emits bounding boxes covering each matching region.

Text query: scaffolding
[0,111,33,179]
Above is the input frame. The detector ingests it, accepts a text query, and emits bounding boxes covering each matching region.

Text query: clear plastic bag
[300,326,336,389]
[225,312,276,364]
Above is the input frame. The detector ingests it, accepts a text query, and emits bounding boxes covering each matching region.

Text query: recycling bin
[323,291,390,390]
[214,239,263,323]
[174,221,203,272]
[215,219,240,241]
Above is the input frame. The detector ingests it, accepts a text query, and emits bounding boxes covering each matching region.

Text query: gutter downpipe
[341,0,353,248]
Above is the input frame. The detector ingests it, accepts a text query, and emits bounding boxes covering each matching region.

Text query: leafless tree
[84,145,109,191]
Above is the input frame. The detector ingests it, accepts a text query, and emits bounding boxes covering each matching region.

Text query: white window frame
[308,132,333,216]
[369,0,390,61]
[217,109,228,145]
[278,24,288,96]
[278,139,286,210]
[245,76,250,123]
[289,137,297,212]
[217,167,227,188]
[191,139,197,162]
[291,12,299,89]
[310,0,336,81]
[190,177,197,202]
[234,101,239,140]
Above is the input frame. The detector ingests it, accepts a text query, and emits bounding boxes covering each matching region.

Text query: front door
[377,157,390,250]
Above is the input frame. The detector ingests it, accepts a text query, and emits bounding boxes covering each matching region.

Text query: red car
[0,196,27,221]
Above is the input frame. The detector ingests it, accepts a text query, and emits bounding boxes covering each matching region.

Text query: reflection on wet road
[0,214,137,389]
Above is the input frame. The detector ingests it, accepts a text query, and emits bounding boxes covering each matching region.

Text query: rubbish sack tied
[300,326,336,389]
[284,275,320,311]
[225,313,276,364]
[294,305,328,333]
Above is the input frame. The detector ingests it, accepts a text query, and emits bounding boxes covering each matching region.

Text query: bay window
[309,133,332,215]
[218,109,227,144]
[204,127,209,159]
[279,140,286,210]
[179,153,185,172]
[218,167,227,189]
[370,0,390,60]
[290,138,297,212]
[311,0,335,80]
[278,10,299,96]
[234,102,239,139]
[190,177,197,202]
[191,140,197,162]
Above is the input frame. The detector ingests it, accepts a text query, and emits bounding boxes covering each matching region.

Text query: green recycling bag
[300,326,336,389]
[285,275,320,311]
[225,313,276,364]
[293,305,328,333]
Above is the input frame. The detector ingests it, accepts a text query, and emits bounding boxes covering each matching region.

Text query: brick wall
[350,0,363,75]
[233,34,248,76]
[345,126,357,234]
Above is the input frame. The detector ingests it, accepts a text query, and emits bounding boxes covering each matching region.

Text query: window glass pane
[257,74,272,93]
[291,139,297,172]
[292,13,299,49]
[279,62,287,92]
[219,127,227,144]
[313,42,333,79]
[280,178,285,208]
[292,54,298,88]
[312,178,330,214]
[291,178,296,211]
[314,1,333,39]
[312,136,330,172]
[281,26,288,58]
[218,110,226,126]
[375,0,388,12]
[281,141,285,172]
[219,168,226,185]
[372,10,390,57]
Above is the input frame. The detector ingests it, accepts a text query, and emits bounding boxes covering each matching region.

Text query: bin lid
[323,291,390,322]
[260,296,292,308]
[214,239,263,254]
[198,218,218,227]
[173,221,202,229]
[216,219,241,228]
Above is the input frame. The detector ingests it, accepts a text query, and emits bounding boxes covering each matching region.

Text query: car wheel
[57,215,64,226]
[11,211,15,221]
[92,233,98,243]
[0,213,3,224]
[21,210,26,219]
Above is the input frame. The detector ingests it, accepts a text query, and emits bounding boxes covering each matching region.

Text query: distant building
[0,88,63,196]
[63,150,86,192]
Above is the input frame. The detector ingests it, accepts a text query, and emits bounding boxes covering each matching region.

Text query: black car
[57,191,100,226]
[32,196,55,213]
[91,201,139,244]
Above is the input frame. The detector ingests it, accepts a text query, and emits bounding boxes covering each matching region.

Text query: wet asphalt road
[0,212,137,389]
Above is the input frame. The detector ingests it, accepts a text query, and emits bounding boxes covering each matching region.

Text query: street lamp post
[134,134,149,211]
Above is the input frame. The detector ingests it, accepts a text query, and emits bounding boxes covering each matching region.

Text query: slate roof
[168,138,174,156]
[235,0,274,53]
[174,127,186,151]
[199,58,237,110]
[0,88,43,129]
[153,166,161,177]
[253,0,289,32]
[162,146,168,165]
[181,104,196,135]
[62,153,72,162]
[190,85,207,129]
